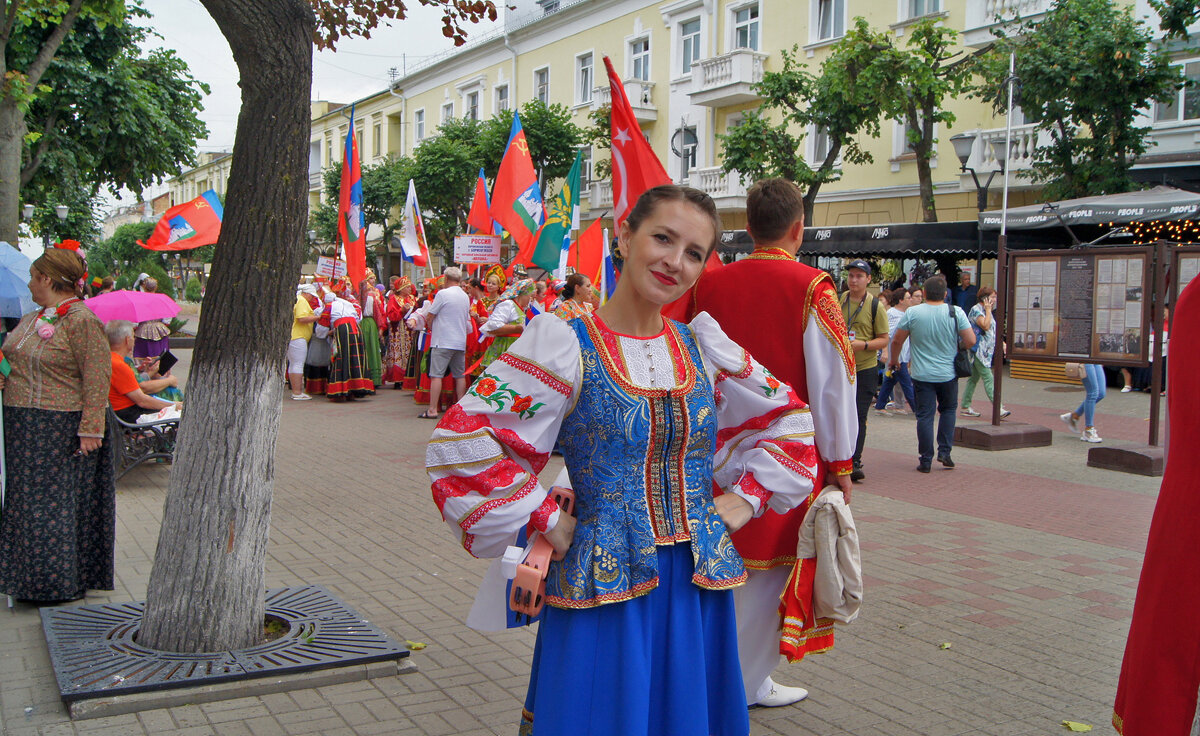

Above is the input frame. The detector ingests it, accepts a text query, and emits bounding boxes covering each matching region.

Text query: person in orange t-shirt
[106,320,180,423]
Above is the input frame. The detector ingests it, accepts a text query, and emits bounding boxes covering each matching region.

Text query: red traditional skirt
[327,318,375,401]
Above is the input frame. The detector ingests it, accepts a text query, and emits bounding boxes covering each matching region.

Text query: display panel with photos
[1009,250,1149,364]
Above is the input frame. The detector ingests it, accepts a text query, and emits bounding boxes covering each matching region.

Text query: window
[466,91,479,120]
[630,38,651,81]
[678,126,698,176]
[325,135,333,166]
[372,123,381,157]
[907,0,939,18]
[441,102,454,122]
[1156,60,1200,123]
[577,53,594,104]
[816,0,845,41]
[733,5,760,51]
[495,84,510,112]
[414,109,425,142]
[579,146,593,184]
[535,67,550,103]
[812,126,831,164]
[681,19,701,74]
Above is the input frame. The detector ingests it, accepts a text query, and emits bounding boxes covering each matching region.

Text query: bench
[106,406,179,480]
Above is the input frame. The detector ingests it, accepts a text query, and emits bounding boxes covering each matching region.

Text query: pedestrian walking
[960,286,1010,418]
[889,275,975,473]
[1061,363,1106,442]
[840,259,889,483]
[875,287,916,417]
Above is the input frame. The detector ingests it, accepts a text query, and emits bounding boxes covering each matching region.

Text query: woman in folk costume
[403,279,435,391]
[552,272,595,321]
[303,286,332,395]
[357,271,387,387]
[383,276,415,387]
[325,278,374,402]
[1113,277,1200,735]
[413,275,456,411]
[427,186,819,736]
[478,278,534,369]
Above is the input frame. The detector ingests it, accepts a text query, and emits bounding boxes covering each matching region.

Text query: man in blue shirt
[952,271,978,312]
[889,275,976,473]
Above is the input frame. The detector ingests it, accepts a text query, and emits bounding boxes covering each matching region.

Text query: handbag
[949,304,973,378]
[1063,362,1085,380]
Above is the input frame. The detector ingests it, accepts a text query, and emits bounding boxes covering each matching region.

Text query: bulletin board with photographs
[1173,246,1200,299]
[1008,247,1150,366]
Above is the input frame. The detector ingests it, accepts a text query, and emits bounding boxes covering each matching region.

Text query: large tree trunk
[0,103,25,244]
[139,0,314,653]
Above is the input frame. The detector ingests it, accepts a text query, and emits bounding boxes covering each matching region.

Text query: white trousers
[734,565,792,704]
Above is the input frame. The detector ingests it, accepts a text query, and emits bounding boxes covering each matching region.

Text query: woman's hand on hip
[543,512,576,557]
[78,436,102,456]
[715,494,754,534]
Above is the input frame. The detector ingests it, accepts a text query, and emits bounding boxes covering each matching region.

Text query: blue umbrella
[0,241,35,318]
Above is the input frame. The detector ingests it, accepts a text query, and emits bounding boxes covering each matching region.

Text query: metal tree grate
[40,585,409,702]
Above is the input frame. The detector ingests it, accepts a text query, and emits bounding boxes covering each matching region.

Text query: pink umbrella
[84,290,181,323]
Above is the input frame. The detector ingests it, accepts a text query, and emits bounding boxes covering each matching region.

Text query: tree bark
[139,0,314,653]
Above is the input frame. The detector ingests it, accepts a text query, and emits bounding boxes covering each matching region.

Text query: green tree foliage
[1151,0,1200,38]
[880,19,978,222]
[478,99,583,187]
[22,173,103,245]
[185,276,202,302]
[15,2,209,197]
[976,0,1183,200]
[311,101,581,264]
[718,23,898,224]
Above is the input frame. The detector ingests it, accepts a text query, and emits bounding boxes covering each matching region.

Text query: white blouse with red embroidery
[426,311,819,558]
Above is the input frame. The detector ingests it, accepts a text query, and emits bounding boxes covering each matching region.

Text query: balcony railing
[963,0,1050,47]
[591,79,657,122]
[590,179,613,210]
[689,49,767,108]
[687,166,748,206]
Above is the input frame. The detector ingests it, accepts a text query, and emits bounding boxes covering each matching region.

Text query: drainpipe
[504,28,518,103]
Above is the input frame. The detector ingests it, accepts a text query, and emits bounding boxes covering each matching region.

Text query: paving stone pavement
[0,358,1166,736]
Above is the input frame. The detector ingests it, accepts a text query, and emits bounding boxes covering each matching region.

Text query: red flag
[338,104,367,287]
[466,167,493,235]
[573,220,605,282]
[138,190,223,251]
[605,56,670,228]
[490,112,544,262]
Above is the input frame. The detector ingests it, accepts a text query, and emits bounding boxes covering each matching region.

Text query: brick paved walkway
[0,363,1164,735]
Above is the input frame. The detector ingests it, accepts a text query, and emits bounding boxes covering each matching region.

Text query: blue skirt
[520,544,749,736]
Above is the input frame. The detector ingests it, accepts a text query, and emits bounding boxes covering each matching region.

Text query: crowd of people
[288,264,601,412]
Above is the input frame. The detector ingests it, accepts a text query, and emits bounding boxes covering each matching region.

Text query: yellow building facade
[283,0,1199,267]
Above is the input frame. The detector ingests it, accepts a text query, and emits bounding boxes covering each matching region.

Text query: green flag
[531,150,582,274]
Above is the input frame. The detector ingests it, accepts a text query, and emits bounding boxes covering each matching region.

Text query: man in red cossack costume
[689,178,857,709]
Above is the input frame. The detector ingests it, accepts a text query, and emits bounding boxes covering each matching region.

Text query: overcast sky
[130,1,503,176]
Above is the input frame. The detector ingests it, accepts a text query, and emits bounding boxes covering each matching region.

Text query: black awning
[720,221,987,258]
[979,185,1200,230]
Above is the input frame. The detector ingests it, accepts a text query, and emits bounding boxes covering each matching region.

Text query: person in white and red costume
[690,178,858,708]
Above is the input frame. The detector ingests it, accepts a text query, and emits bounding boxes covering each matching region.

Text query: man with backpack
[840,260,891,483]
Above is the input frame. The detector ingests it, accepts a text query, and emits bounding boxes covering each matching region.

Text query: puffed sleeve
[801,284,857,477]
[690,311,818,517]
[66,307,112,437]
[480,300,521,338]
[427,314,580,557]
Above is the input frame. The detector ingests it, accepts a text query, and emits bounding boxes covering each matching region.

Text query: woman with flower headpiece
[383,276,416,387]
[479,278,534,369]
[0,246,115,603]
[358,271,387,387]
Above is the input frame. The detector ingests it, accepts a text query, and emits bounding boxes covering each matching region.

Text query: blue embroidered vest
[547,314,746,609]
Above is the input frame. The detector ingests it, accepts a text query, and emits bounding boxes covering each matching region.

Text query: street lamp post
[950,132,1009,282]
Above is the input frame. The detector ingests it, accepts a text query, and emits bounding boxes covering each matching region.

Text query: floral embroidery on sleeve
[470,373,546,419]
[760,369,782,398]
